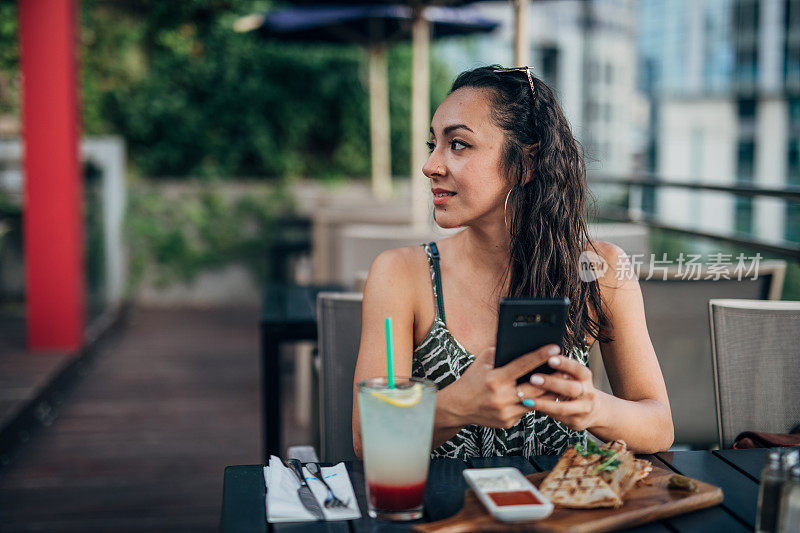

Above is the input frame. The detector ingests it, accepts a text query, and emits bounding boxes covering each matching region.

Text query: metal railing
[587,174,800,260]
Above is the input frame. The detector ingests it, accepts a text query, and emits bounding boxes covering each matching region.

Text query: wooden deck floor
[0,306,304,532]
[0,307,71,430]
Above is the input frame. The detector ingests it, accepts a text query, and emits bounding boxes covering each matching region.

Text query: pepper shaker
[782,449,799,473]
[757,450,785,533]
[777,465,800,533]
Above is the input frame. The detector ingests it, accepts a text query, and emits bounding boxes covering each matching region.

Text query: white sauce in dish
[472,474,526,491]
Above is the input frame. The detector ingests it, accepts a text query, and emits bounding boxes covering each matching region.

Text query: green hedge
[126,181,292,289]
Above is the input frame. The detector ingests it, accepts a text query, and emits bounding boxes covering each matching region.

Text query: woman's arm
[352,249,418,459]
[590,242,673,452]
[527,242,674,453]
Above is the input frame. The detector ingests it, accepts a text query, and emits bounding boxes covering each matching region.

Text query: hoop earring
[504,188,513,232]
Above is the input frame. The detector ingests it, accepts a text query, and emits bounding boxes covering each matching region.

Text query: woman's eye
[450,139,469,151]
[426,141,435,153]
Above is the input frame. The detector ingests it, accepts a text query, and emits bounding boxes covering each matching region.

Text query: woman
[352,65,673,459]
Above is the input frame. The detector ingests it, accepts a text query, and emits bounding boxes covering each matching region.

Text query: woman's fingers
[529,373,586,399]
[532,396,591,420]
[547,355,592,381]
[515,382,548,399]
[535,392,559,403]
[492,350,593,427]
[499,344,560,380]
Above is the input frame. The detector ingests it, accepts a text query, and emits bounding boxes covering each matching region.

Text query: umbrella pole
[411,7,431,230]
[368,41,391,200]
[513,0,530,67]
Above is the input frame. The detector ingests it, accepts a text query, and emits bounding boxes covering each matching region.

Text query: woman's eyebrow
[429,124,474,137]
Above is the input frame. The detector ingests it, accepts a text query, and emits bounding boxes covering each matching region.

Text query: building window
[737,98,758,137]
[785,0,800,86]
[788,137,800,186]
[736,0,761,33]
[641,183,656,215]
[787,99,800,186]
[703,7,732,90]
[735,47,758,86]
[639,57,659,93]
[783,98,799,241]
[737,98,757,120]
[788,97,800,124]
[735,138,755,235]
[736,139,756,182]
[540,46,559,92]
[734,0,760,88]
[735,196,754,234]
[786,203,800,241]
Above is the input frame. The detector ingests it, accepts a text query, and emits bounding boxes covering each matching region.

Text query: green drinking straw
[385,317,395,389]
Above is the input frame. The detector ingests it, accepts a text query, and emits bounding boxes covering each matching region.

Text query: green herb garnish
[592,453,621,474]
[574,441,622,474]
[575,440,602,456]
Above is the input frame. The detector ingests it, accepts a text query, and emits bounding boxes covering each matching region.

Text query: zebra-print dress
[411,242,589,459]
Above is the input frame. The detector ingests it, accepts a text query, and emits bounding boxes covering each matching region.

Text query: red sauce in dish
[488,490,542,506]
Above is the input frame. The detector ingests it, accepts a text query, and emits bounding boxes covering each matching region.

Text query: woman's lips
[432,190,456,206]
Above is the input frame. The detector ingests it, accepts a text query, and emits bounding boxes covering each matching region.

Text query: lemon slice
[369,383,423,407]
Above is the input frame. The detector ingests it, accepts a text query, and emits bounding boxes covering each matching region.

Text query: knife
[286,458,325,521]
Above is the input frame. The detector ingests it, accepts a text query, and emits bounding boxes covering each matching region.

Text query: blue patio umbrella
[253,4,498,44]
[237,4,498,199]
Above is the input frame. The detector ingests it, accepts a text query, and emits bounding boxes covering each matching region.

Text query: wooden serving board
[412,466,723,533]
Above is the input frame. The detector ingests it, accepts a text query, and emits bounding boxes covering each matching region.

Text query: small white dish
[462,467,554,522]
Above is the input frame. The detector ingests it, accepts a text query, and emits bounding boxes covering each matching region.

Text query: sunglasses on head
[493,66,535,97]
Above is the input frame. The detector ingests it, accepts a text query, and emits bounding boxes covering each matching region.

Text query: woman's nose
[422,152,444,179]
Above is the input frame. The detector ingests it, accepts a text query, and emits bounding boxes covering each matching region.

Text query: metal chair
[316,292,363,462]
[708,299,800,449]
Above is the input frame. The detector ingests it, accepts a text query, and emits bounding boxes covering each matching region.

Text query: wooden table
[220,448,788,532]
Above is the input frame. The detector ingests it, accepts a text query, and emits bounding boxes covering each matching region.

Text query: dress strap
[427,242,447,323]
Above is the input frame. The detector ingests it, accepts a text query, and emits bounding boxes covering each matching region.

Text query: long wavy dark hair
[450,65,613,354]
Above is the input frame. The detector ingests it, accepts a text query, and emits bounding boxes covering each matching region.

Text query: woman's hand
[442,344,561,429]
[526,355,604,431]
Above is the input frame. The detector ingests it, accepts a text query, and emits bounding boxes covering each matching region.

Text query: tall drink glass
[357,376,436,520]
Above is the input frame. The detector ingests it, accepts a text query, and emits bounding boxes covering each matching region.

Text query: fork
[305,462,351,509]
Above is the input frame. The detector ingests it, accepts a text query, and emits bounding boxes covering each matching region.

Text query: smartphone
[494,297,570,385]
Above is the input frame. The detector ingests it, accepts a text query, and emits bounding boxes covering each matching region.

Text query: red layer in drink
[368,481,426,510]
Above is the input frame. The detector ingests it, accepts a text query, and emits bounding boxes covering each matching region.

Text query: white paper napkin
[264,455,361,523]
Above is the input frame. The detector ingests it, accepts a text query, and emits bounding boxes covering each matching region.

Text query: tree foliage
[0,2,19,118]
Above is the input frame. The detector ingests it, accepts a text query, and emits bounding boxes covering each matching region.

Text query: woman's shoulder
[365,245,431,295]
[584,241,635,283]
[583,240,641,311]
[585,240,627,265]
[369,245,429,275]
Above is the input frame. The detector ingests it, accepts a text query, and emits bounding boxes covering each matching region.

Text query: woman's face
[423,87,509,229]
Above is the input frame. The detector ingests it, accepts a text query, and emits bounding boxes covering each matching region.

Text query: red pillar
[19,0,85,353]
